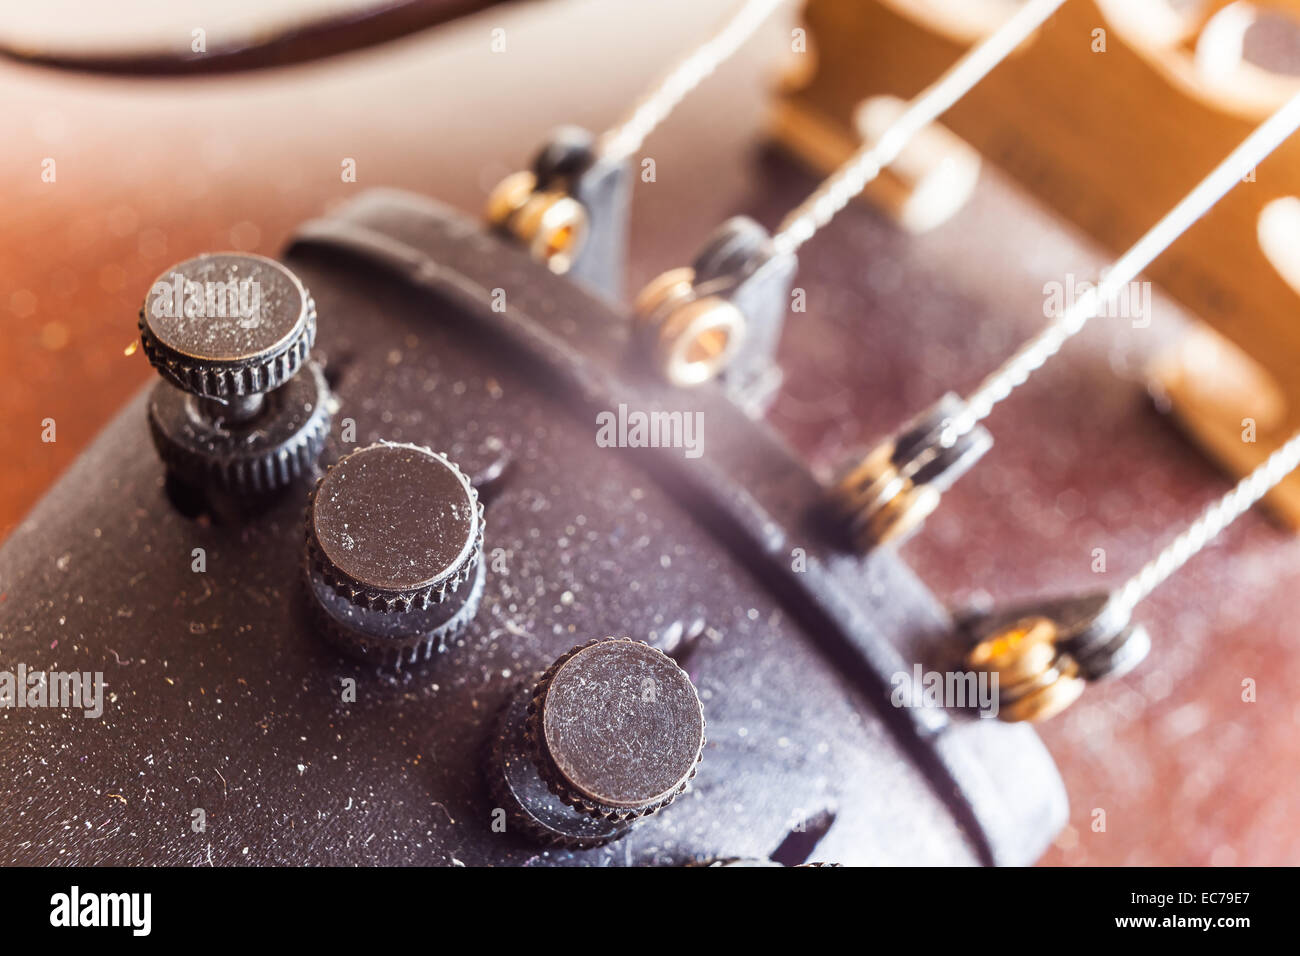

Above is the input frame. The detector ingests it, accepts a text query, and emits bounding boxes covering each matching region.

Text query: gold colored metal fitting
[633,267,746,388]
[827,441,940,550]
[486,170,588,274]
[967,616,1087,723]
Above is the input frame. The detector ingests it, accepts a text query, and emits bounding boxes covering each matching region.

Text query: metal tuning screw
[138,253,331,496]
[485,0,787,296]
[962,593,1151,723]
[633,268,745,386]
[633,217,796,414]
[486,126,630,295]
[304,442,485,669]
[486,128,592,275]
[628,1,1073,407]
[966,618,1085,724]
[957,425,1300,723]
[486,637,706,849]
[824,393,992,551]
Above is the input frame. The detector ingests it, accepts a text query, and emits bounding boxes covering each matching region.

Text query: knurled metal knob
[526,638,705,820]
[307,442,484,613]
[487,638,706,848]
[138,252,330,494]
[303,442,485,669]
[140,253,315,399]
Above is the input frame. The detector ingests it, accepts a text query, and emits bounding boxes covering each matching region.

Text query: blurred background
[3,0,1300,865]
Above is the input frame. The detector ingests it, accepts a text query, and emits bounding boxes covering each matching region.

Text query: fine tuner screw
[633,268,746,388]
[304,442,485,669]
[962,591,1152,722]
[138,253,331,495]
[486,127,594,275]
[825,393,992,550]
[966,618,1086,723]
[632,217,795,410]
[486,638,706,848]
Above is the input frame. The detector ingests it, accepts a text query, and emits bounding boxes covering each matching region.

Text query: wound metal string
[940,87,1300,449]
[770,0,1068,258]
[598,0,788,163]
[1104,428,1300,623]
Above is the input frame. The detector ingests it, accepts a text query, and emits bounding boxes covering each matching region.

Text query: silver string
[1104,429,1300,622]
[598,0,787,163]
[770,0,1068,258]
[940,87,1300,448]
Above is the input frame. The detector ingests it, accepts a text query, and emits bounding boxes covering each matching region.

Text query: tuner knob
[961,591,1152,722]
[631,216,796,414]
[304,442,485,668]
[966,617,1086,723]
[486,126,595,276]
[487,638,706,848]
[825,392,992,550]
[633,267,746,388]
[138,253,331,495]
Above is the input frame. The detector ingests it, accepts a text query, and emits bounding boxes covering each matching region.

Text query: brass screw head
[634,267,746,387]
[485,170,536,225]
[999,662,1086,723]
[486,170,588,274]
[967,616,1087,723]
[968,617,1058,684]
[828,441,940,550]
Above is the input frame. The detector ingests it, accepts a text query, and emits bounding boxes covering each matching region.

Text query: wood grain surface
[1,0,1297,865]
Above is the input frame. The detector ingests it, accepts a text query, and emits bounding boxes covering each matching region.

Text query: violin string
[770,0,1068,257]
[1105,428,1300,622]
[940,87,1300,449]
[603,3,1300,637]
[598,0,788,163]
